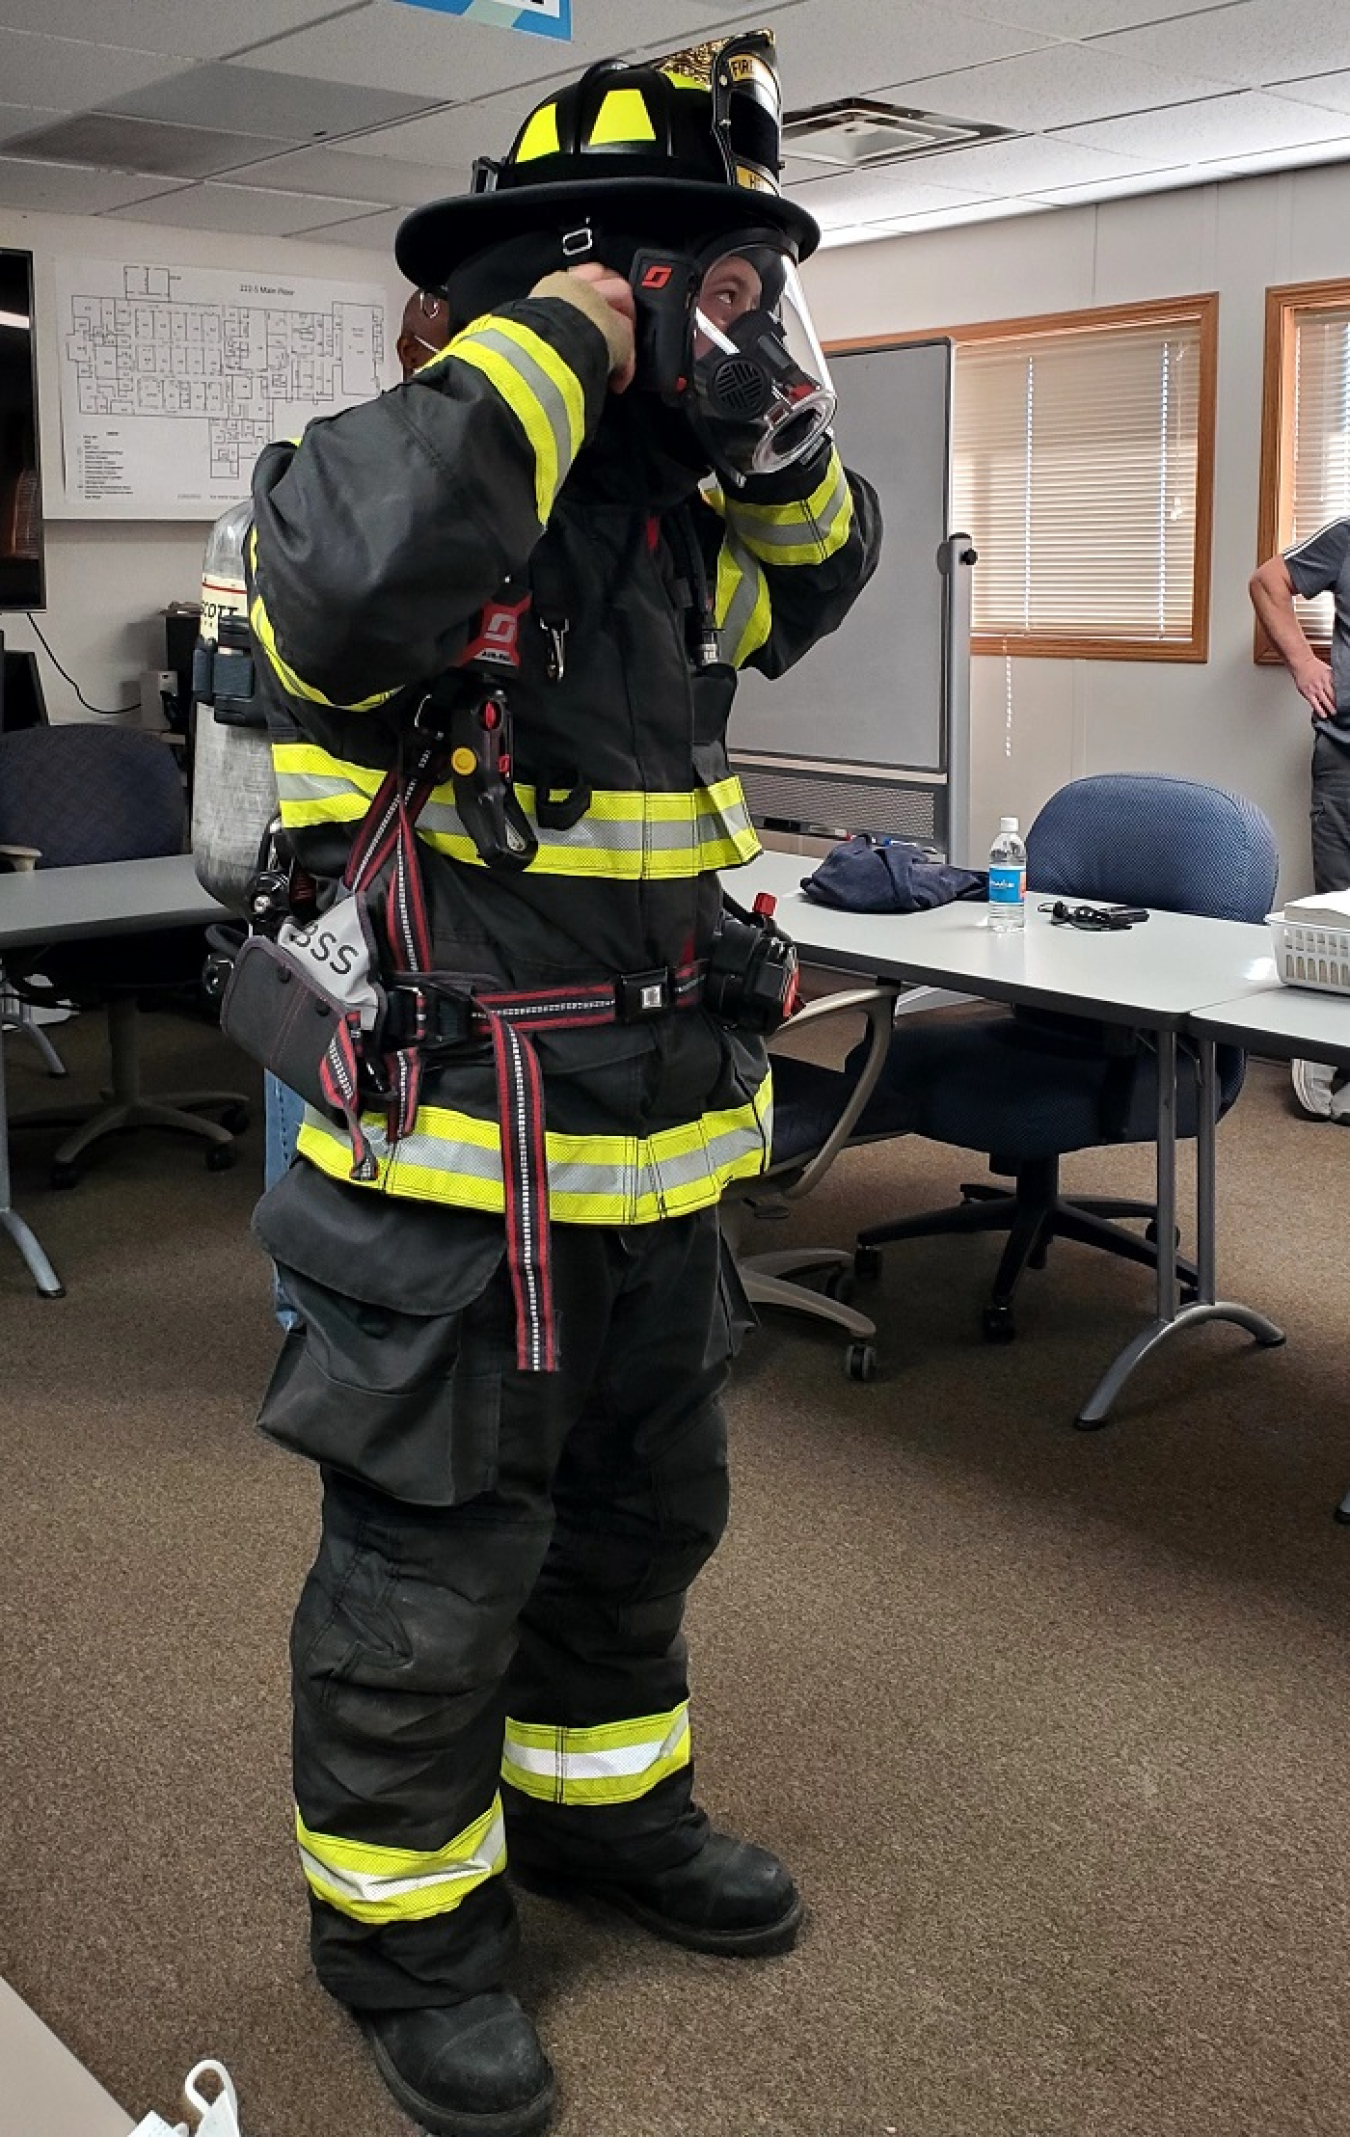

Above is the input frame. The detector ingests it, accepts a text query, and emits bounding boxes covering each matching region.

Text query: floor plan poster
[53,259,391,518]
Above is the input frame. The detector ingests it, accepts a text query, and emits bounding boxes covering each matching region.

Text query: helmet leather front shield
[686,244,836,481]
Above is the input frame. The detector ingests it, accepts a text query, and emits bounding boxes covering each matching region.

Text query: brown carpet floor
[2,1005,1349,2137]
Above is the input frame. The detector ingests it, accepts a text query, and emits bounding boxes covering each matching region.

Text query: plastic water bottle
[987,815,1027,932]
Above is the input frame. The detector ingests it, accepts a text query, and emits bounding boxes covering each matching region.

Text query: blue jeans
[264,1073,306,1331]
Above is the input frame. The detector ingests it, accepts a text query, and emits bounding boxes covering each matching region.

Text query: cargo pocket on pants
[254,1162,509,1506]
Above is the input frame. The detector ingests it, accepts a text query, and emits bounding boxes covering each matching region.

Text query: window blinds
[1284,304,1350,643]
[952,312,1204,648]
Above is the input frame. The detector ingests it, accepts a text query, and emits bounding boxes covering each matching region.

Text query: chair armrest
[773,984,901,1201]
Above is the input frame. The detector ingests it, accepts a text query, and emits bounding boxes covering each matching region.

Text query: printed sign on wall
[393,0,571,38]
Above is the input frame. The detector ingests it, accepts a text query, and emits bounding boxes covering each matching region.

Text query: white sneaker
[1292,1059,1338,1117]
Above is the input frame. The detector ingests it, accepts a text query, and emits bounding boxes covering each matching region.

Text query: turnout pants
[254,1162,747,2010]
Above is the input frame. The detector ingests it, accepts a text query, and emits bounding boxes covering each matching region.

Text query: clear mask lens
[690,245,836,478]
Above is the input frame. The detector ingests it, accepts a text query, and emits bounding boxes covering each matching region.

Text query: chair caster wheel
[853,1245,883,1281]
[1334,1503,1350,1526]
[982,1304,1016,1344]
[844,1341,876,1382]
[1145,1219,1181,1247]
[50,1161,79,1190]
[206,1143,236,1172]
[821,1265,855,1305]
[221,1104,251,1134]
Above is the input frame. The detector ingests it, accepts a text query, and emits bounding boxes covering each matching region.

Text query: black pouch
[221,933,357,1112]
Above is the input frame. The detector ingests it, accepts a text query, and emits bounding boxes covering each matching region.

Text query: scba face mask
[632,233,836,483]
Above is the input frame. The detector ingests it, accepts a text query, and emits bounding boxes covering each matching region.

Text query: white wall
[804,163,1350,899]
[0,205,407,724]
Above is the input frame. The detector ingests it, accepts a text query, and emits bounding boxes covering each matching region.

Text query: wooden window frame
[1254,276,1350,663]
[830,293,1219,663]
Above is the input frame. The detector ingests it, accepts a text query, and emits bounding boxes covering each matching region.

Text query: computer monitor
[0,247,44,614]
[0,646,47,731]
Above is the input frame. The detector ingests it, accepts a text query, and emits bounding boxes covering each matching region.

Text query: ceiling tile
[880,41,1230,131]
[225,143,469,205]
[948,0,1237,31]
[0,1,349,61]
[719,0,1056,110]
[0,28,191,108]
[0,157,190,213]
[289,203,408,248]
[1268,71,1350,120]
[105,178,386,234]
[335,75,580,170]
[0,102,66,150]
[789,170,1001,226]
[1199,138,1350,178]
[105,62,437,142]
[1028,164,1221,203]
[1097,0,1350,93]
[894,129,1151,191]
[0,113,291,179]
[233,0,755,101]
[1056,89,1350,162]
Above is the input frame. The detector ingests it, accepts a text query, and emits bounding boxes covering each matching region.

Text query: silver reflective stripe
[276,767,365,808]
[299,1806,505,1909]
[730,459,851,557]
[719,531,770,667]
[504,1710,689,1785]
[459,324,575,497]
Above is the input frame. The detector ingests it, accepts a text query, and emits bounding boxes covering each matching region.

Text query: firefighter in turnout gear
[246,31,881,2136]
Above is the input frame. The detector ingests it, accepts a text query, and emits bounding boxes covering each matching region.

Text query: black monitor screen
[0,249,43,613]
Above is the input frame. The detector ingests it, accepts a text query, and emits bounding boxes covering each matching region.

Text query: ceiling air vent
[782,98,1012,168]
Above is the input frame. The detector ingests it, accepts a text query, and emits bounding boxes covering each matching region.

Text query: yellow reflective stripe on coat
[501,1704,691,1807]
[447,313,586,523]
[272,741,762,877]
[296,1077,773,1223]
[250,592,399,714]
[296,1796,506,1925]
[722,448,854,567]
[715,528,772,669]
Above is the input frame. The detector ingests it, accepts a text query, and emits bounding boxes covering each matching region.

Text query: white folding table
[738,849,1284,1424]
[0,856,228,1298]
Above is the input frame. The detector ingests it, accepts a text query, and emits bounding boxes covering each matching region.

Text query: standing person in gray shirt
[1250,518,1350,1118]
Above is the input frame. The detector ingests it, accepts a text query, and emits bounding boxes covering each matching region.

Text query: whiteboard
[727,337,953,772]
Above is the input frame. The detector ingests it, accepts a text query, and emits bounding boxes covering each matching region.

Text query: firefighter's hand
[532,265,636,392]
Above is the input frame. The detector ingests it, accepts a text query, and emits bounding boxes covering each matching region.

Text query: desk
[741,849,1284,1424]
[0,855,227,1297]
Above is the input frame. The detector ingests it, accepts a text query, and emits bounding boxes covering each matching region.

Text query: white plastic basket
[1268,910,1350,995]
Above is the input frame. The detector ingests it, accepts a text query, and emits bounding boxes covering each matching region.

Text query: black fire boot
[515,1829,803,1956]
[357,1993,555,2137]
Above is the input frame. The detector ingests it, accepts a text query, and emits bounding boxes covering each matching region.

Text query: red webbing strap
[480,1008,555,1374]
[342,741,443,1147]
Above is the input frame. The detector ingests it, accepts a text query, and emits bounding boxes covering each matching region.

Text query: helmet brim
[396,178,820,295]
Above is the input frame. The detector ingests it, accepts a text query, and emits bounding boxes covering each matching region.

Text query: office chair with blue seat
[721,981,901,1380]
[0,721,248,1182]
[851,774,1279,1341]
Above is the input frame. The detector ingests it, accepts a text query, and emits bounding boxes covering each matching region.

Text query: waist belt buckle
[393,981,475,1052]
[617,967,673,1021]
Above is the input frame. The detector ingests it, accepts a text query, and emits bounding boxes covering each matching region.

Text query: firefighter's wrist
[529,271,633,379]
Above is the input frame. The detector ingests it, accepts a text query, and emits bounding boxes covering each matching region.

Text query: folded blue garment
[801,835,988,914]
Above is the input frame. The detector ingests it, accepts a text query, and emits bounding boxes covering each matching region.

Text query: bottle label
[989,863,1025,906]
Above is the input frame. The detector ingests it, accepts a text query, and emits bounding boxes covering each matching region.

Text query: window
[951,298,1217,661]
[833,296,1218,661]
[1256,278,1350,658]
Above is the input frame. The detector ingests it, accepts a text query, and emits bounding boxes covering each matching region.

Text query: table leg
[0,1023,64,1299]
[1075,1032,1282,1428]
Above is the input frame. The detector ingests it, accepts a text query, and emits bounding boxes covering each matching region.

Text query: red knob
[753,892,777,917]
